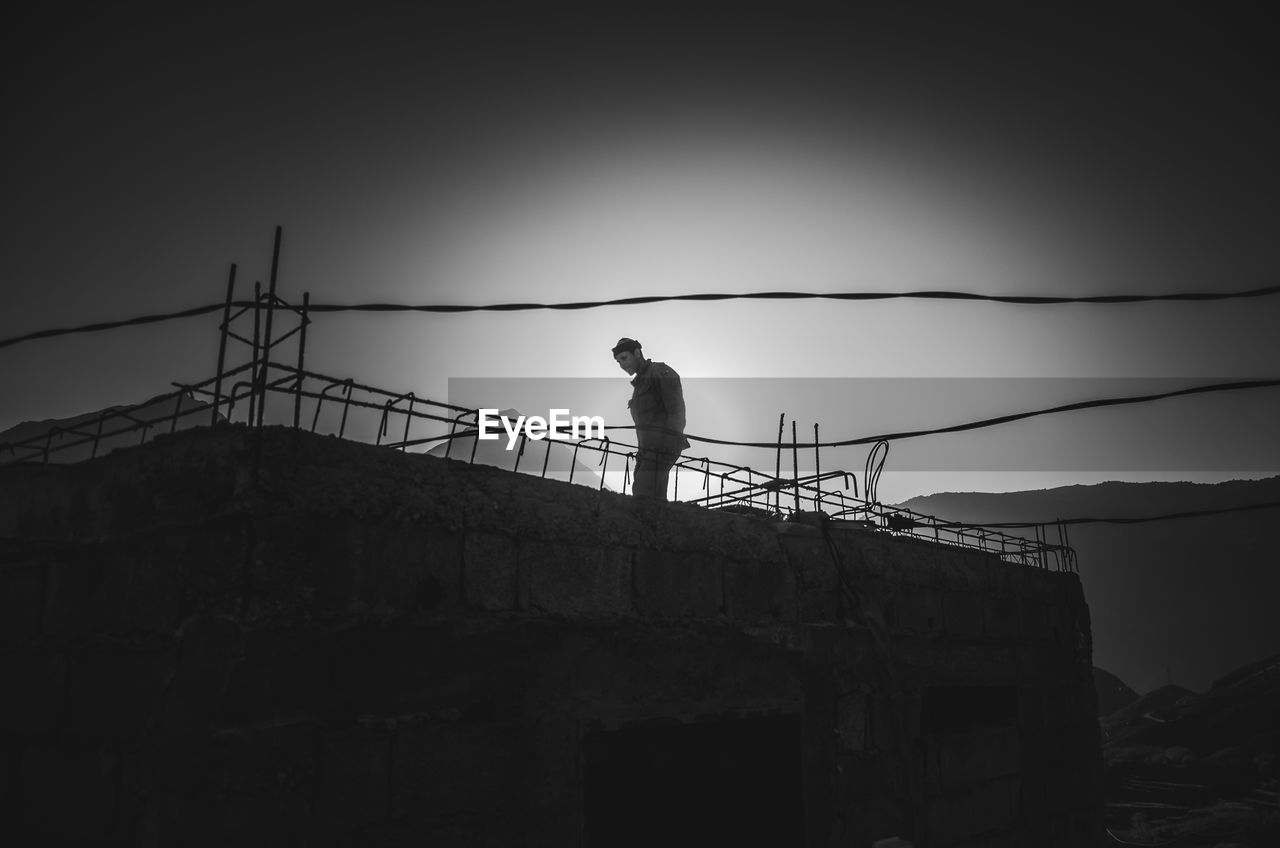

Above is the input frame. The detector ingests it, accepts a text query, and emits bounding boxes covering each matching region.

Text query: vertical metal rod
[92,416,105,459]
[444,416,460,459]
[774,413,785,514]
[377,402,390,446]
[673,464,679,501]
[171,391,184,433]
[293,292,309,429]
[513,433,526,473]
[211,263,237,427]
[599,440,610,491]
[257,226,283,428]
[338,383,352,437]
[791,420,800,513]
[813,423,821,511]
[248,281,262,427]
[401,395,415,451]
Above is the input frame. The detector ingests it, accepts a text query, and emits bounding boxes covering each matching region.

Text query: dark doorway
[583,714,804,847]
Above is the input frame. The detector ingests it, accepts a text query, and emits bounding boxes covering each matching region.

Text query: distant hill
[900,477,1280,694]
[1102,683,1196,745]
[0,390,220,464]
[1099,653,1280,844]
[1094,667,1140,716]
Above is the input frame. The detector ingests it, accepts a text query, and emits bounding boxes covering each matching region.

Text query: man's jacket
[628,360,690,456]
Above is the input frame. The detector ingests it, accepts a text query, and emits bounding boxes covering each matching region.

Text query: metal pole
[376,402,390,446]
[257,226,283,428]
[813,423,821,511]
[791,420,800,513]
[599,438,610,491]
[401,394,415,451]
[248,280,262,427]
[513,433,526,473]
[774,413,785,514]
[444,415,460,459]
[92,415,105,459]
[293,291,309,429]
[338,383,352,438]
[171,390,184,433]
[211,263,237,426]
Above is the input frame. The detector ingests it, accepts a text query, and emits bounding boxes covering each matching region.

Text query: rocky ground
[1099,656,1280,847]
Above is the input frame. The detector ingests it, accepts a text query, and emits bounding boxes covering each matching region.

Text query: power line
[1,303,226,350]
[3,283,1278,351]
[291,284,1280,309]
[669,378,1280,449]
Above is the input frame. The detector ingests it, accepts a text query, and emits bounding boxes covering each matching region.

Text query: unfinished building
[0,424,1102,846]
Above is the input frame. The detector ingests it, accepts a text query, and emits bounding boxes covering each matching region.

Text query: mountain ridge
[899,476,1280,694]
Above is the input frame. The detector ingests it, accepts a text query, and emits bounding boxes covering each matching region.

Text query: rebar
[257,227,282,428]
[248,280,261,427]
[294,292,309,429]
[212,263,237,427]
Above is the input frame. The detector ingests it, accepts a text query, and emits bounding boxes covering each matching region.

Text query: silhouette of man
[612,338,689,500]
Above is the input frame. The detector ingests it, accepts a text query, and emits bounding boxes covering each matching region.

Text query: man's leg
[632,448,673,500]
[651,451,676,499]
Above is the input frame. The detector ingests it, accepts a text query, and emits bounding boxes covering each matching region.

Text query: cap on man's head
[611,337,641,356]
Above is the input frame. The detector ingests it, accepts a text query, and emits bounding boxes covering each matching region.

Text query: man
[612,338,689,500]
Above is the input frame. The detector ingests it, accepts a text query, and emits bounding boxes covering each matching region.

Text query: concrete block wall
[0,426,1102,846]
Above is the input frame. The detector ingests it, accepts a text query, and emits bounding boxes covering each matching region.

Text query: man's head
[611,337,644,375]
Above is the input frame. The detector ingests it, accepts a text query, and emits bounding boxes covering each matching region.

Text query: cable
[289,284,1280,309]
[3,283,1278,350]
[1,303,226,350]
[315,376,1280,455]
[658,378,1280,450]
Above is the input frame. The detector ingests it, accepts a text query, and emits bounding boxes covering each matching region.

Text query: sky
[3,2,1278,503]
